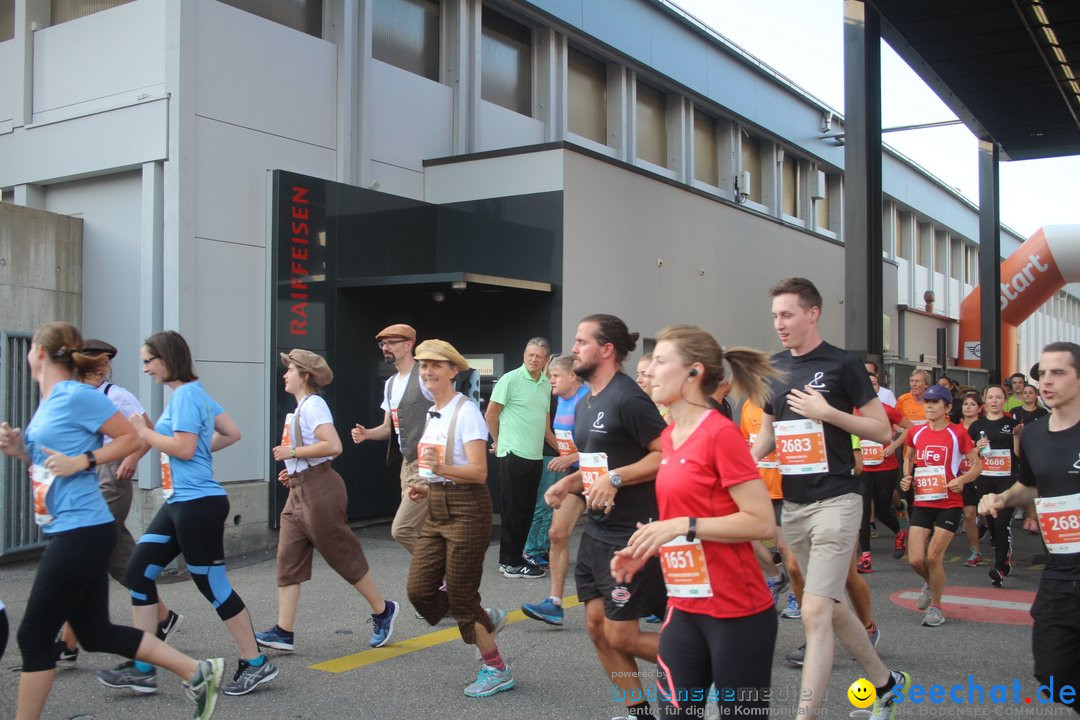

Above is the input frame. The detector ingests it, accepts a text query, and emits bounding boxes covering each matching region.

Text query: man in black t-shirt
[981,342,1080,713]
[752,278,909,718]
[546,314,666,720]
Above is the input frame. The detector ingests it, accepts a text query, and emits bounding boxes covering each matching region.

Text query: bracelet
[686,516,697,542]
[290,447,297,458]
[85,451,97,470]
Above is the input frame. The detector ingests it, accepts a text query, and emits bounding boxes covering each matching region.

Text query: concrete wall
[0,202,82,332]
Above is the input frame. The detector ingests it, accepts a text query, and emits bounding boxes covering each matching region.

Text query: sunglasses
[142,357,158,366]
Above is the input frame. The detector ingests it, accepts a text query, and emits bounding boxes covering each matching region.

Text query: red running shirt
[656,410,774,619]
[861,403,904,473]
[904,423,974,510]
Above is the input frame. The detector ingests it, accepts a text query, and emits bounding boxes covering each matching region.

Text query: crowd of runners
[2,275,1078,719]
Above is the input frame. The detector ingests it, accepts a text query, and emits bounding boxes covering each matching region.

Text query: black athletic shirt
[573,372,667,545]
[764,341,877,503]
[968,416,1017,481]
[1018,415,1080,579]
[1012,406,1049,427]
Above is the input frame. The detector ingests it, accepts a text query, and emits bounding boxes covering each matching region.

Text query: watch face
[609,473,621,487]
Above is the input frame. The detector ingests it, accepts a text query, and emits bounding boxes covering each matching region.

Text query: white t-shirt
[101,382,146,447]
[878,386,897,407]
[283,394,336,474]
[417,394,488,482]
[380,370,433,451]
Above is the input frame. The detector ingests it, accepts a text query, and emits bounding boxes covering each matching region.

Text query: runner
[900,384,981,626]
[1012,383,1049,429]
[958,390,987,567]
[255,350,399,653]
[522,353,589,626]
[99,330,276,697]
[896,369,931,424]
[0,322,222,720]
[545,314,667,720]
[404,340,513,698]
[611,325,777,717]
[751,278,910,717]
[968,385,1018,586]
[855,392,911,572]
[980,342,1080,713]
[1004,372,1027,413]
[866,361,896,406]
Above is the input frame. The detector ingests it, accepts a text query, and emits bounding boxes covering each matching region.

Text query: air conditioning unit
[810,170,826,200]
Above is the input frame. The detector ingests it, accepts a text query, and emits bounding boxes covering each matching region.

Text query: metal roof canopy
[869,0,1080,161]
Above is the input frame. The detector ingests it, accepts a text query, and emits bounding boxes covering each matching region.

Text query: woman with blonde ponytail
[611,325,778,717]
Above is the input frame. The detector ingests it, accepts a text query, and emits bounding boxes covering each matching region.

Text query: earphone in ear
[688,368,699,377]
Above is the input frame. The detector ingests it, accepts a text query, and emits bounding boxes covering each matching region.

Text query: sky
[672,0,1080,239]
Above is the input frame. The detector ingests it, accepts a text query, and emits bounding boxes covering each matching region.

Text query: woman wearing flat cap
[255,349,400,653]
[405,340,514,698]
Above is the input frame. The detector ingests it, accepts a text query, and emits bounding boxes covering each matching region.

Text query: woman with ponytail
[0,322,223,720]
[611,325,778,718]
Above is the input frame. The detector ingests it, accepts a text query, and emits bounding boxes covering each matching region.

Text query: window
[950,238,962,280]
[966,245,979,285]
[693,110,718,186]
[372,0,439,81]
[217,0,322,36]
[815,174,830,230]
[916,222,931,267]
[782,154,799,217]
[935,230,948,273]
[740,133,762,202]
[1,0,12,42]
[635,80,666,167]
[51,0,133,24]
[568,47,606,144]
[897,213,912,260]
[481,7,531,116]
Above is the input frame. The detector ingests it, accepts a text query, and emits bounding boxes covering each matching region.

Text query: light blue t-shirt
[156,381,226,503]
[24,380,116,534]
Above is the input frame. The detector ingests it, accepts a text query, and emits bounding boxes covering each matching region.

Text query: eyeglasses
[142,357,158,366]
[378,339,406,349]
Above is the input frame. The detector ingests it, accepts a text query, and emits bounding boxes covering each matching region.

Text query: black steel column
[843,0,883,362]
[978,139,1002,382]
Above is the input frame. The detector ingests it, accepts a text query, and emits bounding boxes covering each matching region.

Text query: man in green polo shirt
[487,337,552,578]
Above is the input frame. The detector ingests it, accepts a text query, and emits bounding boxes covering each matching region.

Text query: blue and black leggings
[126,495,246,621]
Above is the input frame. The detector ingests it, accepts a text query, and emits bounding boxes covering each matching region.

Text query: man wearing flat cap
[352,324,433,554]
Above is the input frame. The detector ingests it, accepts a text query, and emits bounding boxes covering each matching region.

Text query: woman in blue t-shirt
[0,322,223,720]
[97,330,276,699]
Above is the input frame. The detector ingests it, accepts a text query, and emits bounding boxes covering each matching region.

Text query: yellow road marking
[310,594,582,673]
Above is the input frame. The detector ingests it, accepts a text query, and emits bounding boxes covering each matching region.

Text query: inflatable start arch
[958,225,1080,373]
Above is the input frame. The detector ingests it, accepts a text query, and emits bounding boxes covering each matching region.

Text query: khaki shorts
[782,492,861,602]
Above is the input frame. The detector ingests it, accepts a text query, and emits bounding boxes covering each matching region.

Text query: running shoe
[869,670,912,720]
[157,610,184,643]
[221,657,278,696]
[184,658,224,720]
[464,664,515,698]
[54,641,78,667]
[643,614,663,624]
[869,522,879,540]
[962,550,983,567]
[766,570,790,603]
[786,644,805,667]
[922,605,945,627]
[989,566,1006,587]
[523,552,550,568]
[522,597,564,625]
[856,552,873,574]
[370,600,399,648]
[474,608,508,660]
[780,593,801,619]
[97,660,158,694]
[502,563,546,579]
[892,529,907,559]
[255,624,295,651]
[916,583,932,611]
[867,621,881,648]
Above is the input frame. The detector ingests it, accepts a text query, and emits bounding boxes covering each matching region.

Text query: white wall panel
[368,60,453,171]
[425,149,564,203]
[478,100,545,153]
[33,0,165,117]
[194,116,335,247]
[370,160,424,200]
[896,257,910,307]
[195,0,335,149]
[193,360,266,483]
[193,237,265,364]
[0,41,16,124]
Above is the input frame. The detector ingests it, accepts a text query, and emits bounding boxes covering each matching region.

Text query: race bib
[281,413,293,446]
[981,449,1012,477]
[913,466,948,502]
[390,407,400,435]
[1036,494,1080,555]
[659,537,713,598]
[748,432,778,469]
[579,452,608,494]
[417,441,446,480]
[554,429,578,457]
[160,453,174,500]
[773,419,828,475]
[30,464,54,526]
[959,456,972,474]
[860,439,885,467]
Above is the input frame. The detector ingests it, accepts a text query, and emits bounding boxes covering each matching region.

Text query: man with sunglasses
[352,324,433,555]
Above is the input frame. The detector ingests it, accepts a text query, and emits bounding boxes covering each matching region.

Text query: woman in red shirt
[611,325,777,717]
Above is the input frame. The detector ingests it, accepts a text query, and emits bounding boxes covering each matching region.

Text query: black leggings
[981,476,1014,570]
[0,607,8,661]
[17,523,143,672]
[657,606,777,717]
[126,495,245,621]
[860,467,901,552]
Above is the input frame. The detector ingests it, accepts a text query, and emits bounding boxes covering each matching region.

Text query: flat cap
[280,349,334,387]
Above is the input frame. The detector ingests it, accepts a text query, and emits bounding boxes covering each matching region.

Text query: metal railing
[888,360,990,397]
[1,332,44,558]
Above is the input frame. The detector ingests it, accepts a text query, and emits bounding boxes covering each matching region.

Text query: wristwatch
[608,471,623,488]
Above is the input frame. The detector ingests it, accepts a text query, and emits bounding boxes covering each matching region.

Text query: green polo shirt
[490,364,550,460]
[1004,395,1023,413]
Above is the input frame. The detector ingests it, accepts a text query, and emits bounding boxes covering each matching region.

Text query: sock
[627,700,655,718]
[373,602,392,619]
[245,654,266,667]
[876,670,901,697]
[134,660,154,673]
[866,619,877,634]
[480,646,506,671]
[548,596,562,607]
[276,624,294,636]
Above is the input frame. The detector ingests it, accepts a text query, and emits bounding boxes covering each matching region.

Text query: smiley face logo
[847,678,876,708]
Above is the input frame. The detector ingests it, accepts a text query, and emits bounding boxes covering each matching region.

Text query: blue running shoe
[644,614,662,624]
[780,592,801,619]
[255,625,295,652]
[370,600,399,648]
[521,597,564,626]
[464,664,515,698]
